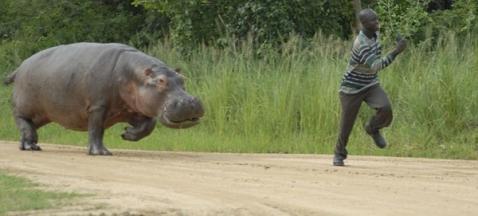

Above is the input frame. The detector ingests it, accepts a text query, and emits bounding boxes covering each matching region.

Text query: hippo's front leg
[121,116,156,141]
[87,106,112,155]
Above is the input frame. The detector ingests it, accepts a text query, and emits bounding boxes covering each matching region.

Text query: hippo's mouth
[159,114,201,129]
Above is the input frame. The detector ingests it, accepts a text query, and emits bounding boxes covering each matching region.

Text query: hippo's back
[17,42,135,77]
[12,43,137,130]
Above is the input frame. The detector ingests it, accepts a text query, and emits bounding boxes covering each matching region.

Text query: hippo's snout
[160,96,204,128]
[168,96,204,122]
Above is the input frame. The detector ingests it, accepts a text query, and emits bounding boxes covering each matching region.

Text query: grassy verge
[0,170,79,215]
[0,33,477,159]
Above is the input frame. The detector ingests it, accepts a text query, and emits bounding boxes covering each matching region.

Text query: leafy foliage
[0,0,147,67]
[0,0,476,59]
[426,0,477,35]
[132,0,354,48]
[376,0,430,41]
[373,0,477,43]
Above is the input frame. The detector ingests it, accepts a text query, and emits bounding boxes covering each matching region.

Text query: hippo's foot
[121,127,140,141]
[20,141,42,151]
[88,145,112,156]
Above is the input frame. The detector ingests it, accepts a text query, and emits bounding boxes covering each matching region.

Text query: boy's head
[359,9,380,32]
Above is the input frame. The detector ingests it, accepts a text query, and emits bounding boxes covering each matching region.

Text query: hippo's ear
[174,68,188,80]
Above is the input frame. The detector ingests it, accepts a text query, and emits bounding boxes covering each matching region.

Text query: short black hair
[358,9,377,24]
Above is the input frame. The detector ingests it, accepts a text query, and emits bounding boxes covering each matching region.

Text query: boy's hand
[395,38,407,53]
[396,33,403,42]
[391,34,407,57]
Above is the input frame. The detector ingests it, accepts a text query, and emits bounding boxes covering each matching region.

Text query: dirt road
[0,141,477,216]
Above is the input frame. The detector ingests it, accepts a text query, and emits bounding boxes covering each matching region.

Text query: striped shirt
[339,31,395,94]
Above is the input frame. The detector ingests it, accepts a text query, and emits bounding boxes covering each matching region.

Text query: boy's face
[362,13,380,32]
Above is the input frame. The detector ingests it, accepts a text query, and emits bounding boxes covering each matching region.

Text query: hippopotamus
[4,42,204,155]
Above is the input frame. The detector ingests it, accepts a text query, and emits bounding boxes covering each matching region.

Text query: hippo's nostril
[175,100,183,108]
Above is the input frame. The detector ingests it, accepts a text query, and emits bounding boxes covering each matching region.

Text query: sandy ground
[0,141,477,216]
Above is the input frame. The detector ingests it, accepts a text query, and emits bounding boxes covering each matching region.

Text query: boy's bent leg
[334,92,364,163]
[364,85,393,130]
[364,85,393,148]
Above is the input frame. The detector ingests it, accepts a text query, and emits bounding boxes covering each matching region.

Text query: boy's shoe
[333,154,345,166]
[365,124,387,149]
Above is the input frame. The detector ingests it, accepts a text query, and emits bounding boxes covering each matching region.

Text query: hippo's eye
[155,77,168,90]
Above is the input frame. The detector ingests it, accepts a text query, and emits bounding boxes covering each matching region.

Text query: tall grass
[0,33,477,159]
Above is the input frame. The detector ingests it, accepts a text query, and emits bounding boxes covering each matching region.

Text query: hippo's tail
[3,71,16,85]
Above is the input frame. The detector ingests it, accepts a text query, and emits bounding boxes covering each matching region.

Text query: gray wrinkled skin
[5,43,204,155]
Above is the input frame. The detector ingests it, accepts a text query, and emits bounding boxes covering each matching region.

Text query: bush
[373,0,477,43]
[425,0,477,37]
[0,0,148,72]
[132,0,354,48]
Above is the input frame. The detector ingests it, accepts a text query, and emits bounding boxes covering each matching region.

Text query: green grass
[0,170,79,215]
[1,33,477,159]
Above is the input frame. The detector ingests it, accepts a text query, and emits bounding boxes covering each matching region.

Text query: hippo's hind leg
[15,117,42,151]
[87,106,112,155]
[121,116,156,141]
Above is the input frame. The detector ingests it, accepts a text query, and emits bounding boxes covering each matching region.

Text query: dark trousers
[334,85,393,158]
